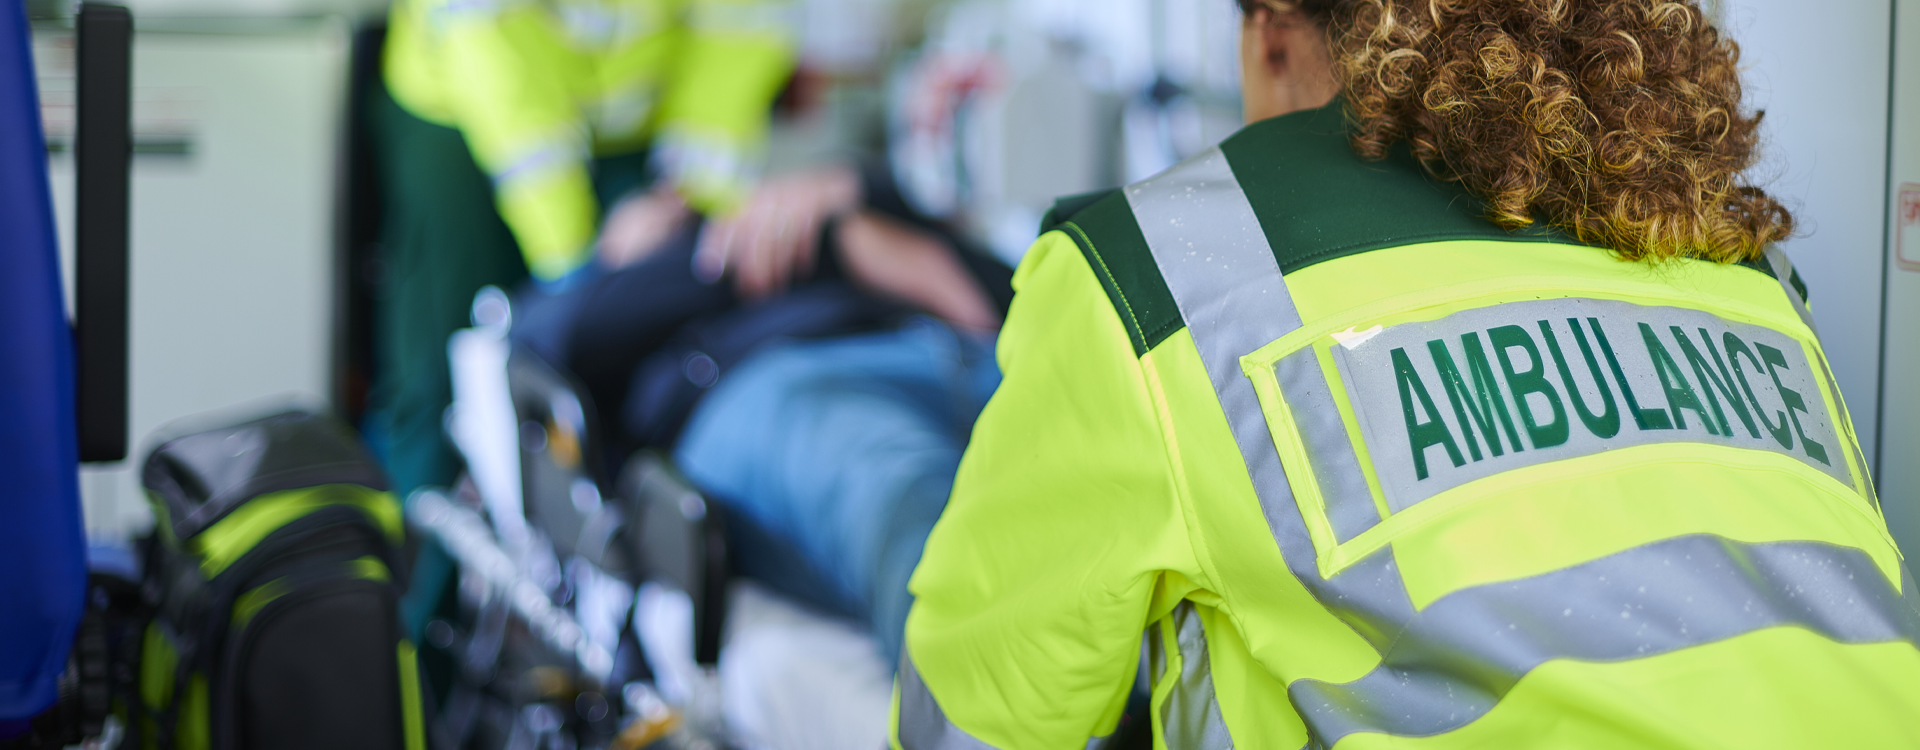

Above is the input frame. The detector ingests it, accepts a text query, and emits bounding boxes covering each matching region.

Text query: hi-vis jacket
[384,0,794,279]
[894,101,1920,749]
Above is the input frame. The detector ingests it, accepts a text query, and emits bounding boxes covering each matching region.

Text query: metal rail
[409,489,616,682]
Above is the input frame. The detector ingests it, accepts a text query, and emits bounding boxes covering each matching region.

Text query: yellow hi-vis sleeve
[423,0,597,280]
[893,231,1209,749]
[652,0,795,214]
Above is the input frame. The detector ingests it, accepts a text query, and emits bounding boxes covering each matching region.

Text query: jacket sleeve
[652,0,795,214]
[892,231,1206,749]
[417,0,598,280]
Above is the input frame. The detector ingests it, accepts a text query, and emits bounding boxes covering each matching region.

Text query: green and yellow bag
[135,410,424,750]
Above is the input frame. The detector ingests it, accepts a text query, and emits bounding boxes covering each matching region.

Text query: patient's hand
[598,186,692,270]
[695,165,862,298]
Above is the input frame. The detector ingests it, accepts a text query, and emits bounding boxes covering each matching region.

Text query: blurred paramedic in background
[367,0,795,498]
[896,0,1920,747]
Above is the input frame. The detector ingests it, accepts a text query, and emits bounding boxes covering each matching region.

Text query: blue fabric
[0,0,88,727]
[675,320,999,664]
[531,258,604,297]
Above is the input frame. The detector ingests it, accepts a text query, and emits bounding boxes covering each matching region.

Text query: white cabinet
[37,19,349,538]
[1724,1,1895,472]
[1880,1,1920,550]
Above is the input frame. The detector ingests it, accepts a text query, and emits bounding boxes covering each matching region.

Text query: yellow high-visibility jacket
[384,0,794,279]
[894,101,1920,749]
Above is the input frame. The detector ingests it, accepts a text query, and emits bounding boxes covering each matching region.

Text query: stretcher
[419,287,898,750]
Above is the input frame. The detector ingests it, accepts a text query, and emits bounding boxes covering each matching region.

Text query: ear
[1240,5,1339,122]
[1250,7,1308,80]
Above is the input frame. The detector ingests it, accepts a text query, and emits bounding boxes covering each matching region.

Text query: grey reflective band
[1762,246,1879,507]
[898,652,1000,750]
[1811,345,1880,508]
[1124,148,1395,596]
[1275,348,1380,542]
[687,0,798,35]
[1153,603,1235,749]
[1290,535,1920,744]
[1122,151,1380,544]
[1764,246,1818,335]
[588,85,656,138]
[1127,148,1915,746]
[492,137,585,189]
[432,0,523,20]
[1763,246,1879,508]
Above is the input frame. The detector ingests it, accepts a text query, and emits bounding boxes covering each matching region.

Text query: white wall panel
[1723,1,1893,478]
[1879,0,1919,551]
[38,20,348,538]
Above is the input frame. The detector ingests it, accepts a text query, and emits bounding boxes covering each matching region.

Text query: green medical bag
[135,410,424,750]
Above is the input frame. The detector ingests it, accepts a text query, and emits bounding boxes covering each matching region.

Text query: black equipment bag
[135,410,424,750]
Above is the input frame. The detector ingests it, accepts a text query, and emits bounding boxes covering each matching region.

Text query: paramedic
[895,1,1920,748]
[367,0,795,496]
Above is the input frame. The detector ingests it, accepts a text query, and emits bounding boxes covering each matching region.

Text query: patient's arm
[689,163,1002,331]
[835,210,1001,333]
[596,185,693,270]
[695,165,864,298]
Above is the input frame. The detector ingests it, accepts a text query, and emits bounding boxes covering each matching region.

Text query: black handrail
[74,2,131,463]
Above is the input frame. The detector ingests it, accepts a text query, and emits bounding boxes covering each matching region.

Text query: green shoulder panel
[1039,100,1806,359]
[1217,102,1579,273]
[1045,190,1183,357]
[1219,103,1808,302]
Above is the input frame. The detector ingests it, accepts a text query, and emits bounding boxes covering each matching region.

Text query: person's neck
[1246,84,1339,124]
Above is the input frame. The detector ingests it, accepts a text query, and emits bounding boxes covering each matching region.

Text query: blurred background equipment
[0,0,89,742]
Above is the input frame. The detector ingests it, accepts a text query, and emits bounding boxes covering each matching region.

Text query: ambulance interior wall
[1721,1,1904,533]
[41,20,348,540]
[1879,1,1919,558]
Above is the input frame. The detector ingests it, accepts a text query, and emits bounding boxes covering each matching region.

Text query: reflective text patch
[1329,298,1849,512]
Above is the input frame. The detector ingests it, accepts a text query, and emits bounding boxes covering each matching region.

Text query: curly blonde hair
[1243,0,1792,263]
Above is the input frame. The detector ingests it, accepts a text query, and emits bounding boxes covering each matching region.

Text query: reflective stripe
[1761,246,1878,508]
[1811,344,1878,507]
[1126,148,1918,746]
[1151,603,1235,750]
[898,651,999,750]
[1276,347,1380,542]
[1290,535,1920,744]
[557,1,660,48]
[687,0,797,35]
[588,85,655,140]
[653,129,754,202]
[1764,246,1818,335]
[1125,148,1412,650]
[429,0,529,23]
[492,133,588,189]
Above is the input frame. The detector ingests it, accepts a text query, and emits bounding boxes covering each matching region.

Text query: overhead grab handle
[74,2,131,463]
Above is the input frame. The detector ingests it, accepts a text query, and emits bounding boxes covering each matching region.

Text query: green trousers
[365,86,526,498]
[364,85,648,497]
[365,85,647,668]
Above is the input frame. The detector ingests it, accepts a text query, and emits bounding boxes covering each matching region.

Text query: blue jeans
[674,320,1000,665]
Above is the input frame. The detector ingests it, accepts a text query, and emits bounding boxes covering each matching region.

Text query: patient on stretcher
[510,159,1013,668]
